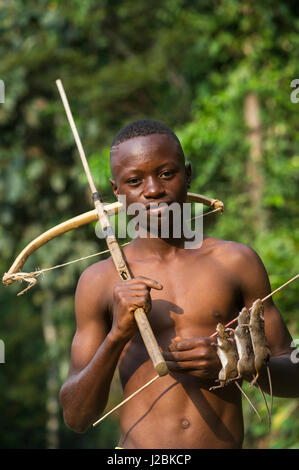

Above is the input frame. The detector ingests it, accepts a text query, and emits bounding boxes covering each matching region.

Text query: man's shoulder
[74,255,119,318]
[76,239,136,291]
[76,255,117,293]
[203,236,260,267]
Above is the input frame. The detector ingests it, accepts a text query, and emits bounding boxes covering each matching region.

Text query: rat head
[216,323,225,336]
[250,299,264,323]
[238,307,250,325]
[109,119,191,211]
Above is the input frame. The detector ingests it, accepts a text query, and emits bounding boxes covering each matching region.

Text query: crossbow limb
[2,193,224,293]
[2,201,122,287]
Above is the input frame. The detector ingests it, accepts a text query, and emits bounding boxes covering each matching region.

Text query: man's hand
[163,336,221,381]
[111,275,163,342]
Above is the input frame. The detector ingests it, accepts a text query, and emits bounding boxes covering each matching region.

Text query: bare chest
[128,254,241,346]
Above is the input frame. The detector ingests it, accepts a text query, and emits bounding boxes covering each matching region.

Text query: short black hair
[110,119,185,160]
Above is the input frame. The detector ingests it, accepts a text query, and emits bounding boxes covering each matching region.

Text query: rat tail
[250,371,259,386]
[267,364,273,418]
[256,379,271,432]
[234,381,261,422]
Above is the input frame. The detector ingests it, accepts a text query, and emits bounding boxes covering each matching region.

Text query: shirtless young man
[59,119,299,449]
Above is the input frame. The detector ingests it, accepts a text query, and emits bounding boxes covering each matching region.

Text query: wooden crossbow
[2,79,224,378]
[2,193,223,293]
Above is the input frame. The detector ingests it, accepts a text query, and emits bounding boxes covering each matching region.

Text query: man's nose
[143,176,166,199]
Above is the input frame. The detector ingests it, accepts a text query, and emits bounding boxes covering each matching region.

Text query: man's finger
[163,350,198,362]
[172,336,182,342]
[168,338,200,351]
[169,337,214,351]
[133,277,163,290]
[165,360,199,371]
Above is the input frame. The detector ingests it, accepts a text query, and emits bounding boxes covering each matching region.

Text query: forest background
[0,0,298,449]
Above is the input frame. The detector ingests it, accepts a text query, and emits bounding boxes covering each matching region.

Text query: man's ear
[185,162,192,189]
[109,178,119,199]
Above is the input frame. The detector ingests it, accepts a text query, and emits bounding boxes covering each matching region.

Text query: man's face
[110,134,191,213]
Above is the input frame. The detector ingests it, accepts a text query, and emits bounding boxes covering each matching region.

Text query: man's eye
[160,170,175,178]
[127,178,141,185]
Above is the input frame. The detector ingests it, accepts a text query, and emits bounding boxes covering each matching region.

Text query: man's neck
[129,229,206,260]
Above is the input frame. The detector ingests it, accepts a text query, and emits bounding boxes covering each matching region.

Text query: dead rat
[210,322,239,390]
[234,307,255,378]
[210,321,262,420]
[249,299,273,429]
[233,306,272,424]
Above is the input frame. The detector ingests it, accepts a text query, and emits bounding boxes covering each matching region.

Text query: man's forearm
[60,332,127,433]
[255,355,299,398]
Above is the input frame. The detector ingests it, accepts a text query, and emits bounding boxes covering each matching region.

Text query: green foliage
[0,0,298,449]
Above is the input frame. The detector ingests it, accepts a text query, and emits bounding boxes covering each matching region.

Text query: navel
[181,418,191,429]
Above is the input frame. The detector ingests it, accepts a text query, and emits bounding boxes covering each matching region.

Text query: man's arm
[59,261,127,433]
[59,260,163,433]
[236,244,299,398]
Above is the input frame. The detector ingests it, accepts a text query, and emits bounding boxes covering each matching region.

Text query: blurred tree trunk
[244,92,266,233]
[42,299,60,449]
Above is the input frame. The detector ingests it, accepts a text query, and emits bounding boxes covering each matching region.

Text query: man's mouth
[144,201,172,215]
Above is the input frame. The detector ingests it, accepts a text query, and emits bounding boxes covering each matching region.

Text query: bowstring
[8,205,222,293]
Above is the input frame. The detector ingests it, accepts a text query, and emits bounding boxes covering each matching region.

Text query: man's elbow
[62,410,90,434]
[59,386,91,434]
[59,384,105,433]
